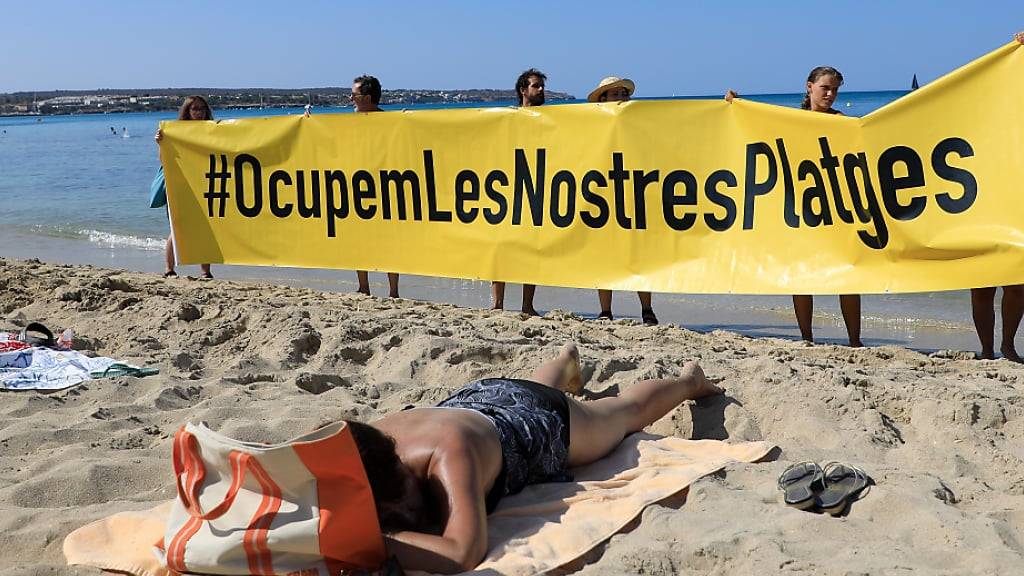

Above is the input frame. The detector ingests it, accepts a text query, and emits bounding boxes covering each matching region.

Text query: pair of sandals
[778,461,872,516]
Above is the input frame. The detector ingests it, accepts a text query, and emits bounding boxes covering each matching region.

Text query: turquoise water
[0,91,1003,353]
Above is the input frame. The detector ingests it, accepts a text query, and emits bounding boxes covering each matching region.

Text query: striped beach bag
[156,421,385,575]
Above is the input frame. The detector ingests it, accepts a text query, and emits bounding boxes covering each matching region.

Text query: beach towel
[0,347,117,390]
[64,434,772,576]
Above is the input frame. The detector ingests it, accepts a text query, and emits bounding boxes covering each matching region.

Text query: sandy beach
[2,256,1023,575]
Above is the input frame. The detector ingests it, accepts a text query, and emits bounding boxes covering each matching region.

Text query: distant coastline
[0,87,576,117]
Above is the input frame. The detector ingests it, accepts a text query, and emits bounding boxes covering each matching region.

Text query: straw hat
[588,76,635,102]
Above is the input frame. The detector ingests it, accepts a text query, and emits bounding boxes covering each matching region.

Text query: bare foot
[522,307,540,317]
[979,348,996,360]
[1001,345,1023,363]
[848,339,864,348]
[356,288,370,296]
[557,343,584,395]
[681,361,723,399]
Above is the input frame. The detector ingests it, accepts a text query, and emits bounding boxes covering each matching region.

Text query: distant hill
[0,88,577,116]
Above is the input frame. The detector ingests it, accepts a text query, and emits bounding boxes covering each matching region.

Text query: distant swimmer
[110,126,117,135]
[588,76,658,326]
[491,68,547,316]
[122,127,129,138]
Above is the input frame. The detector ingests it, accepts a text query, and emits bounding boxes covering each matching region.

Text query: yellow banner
[161,42,1024,295]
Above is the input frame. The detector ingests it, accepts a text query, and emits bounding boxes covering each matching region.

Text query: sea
[0,91,1008,354]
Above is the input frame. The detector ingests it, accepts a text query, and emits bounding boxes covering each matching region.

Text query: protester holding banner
[491,69,546,316]
[725,69,862,346]
[587,76,658,325]
[791,67,862,347]
[969,33,1024,362]
[351,76,401,298]
[154,96,213,280]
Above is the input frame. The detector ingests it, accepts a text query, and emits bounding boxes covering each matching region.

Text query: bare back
[374,407,503,493]
[372,407,502,572]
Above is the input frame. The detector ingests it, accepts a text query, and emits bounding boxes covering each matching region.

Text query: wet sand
[0,228,1004,356]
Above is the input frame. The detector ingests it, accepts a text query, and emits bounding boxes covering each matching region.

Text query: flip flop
[777,461,824,510]
[90,363,160,379]
[816,462,871,516]
[597,310,614,320]
[163,271,178,278]
[19,322,55,347]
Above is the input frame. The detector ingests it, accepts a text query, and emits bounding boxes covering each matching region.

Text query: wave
[25,224,164,251]
[82,229,164,251]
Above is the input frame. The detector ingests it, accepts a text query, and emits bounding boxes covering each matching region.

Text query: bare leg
[388,273,400,299]
[200,263,212,278]
[598,290,613,319]
[840,294,863,347]
[529,343,582,395]
[356,271,371,295]
[793,295,814,342]
[566,362,721,466]
[491,282,505,310]
[638,292,653,310]
[522,284,539,316]
[638,292,658,325]
[972,287,997,359]
[1000,285,1023,362]
[164,236,176,276]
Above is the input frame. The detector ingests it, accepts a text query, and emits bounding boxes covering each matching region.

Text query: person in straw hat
[588,76,659,326]
[587,76,635,104]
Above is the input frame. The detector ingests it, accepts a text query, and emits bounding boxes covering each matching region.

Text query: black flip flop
[816,462,871,516]
[19,322,55,347]
[777,461,824,510]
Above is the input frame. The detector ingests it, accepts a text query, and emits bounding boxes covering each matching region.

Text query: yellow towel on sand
[64,434,772,576]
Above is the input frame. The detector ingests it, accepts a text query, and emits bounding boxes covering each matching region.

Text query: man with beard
[491,68,547,315]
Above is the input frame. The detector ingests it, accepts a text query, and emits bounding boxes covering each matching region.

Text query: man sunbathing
[347,344,722,573]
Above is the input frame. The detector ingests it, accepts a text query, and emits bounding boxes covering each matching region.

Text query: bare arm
[384,441,489,573]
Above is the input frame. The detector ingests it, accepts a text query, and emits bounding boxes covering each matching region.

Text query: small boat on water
[911,74,920,91]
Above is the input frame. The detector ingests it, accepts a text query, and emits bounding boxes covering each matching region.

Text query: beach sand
[2,257,1023,575]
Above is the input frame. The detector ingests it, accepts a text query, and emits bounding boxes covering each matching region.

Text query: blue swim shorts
[436,378,573,512]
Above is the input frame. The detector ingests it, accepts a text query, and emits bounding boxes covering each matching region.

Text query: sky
[2,1,1022,98]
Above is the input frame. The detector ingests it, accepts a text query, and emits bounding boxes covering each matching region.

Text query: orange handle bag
[156,421,385,575]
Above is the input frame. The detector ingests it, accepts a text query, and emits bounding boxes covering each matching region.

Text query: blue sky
[2,1,1022,97]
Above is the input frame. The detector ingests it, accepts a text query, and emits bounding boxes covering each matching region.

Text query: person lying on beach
[587,76,659,326]
[154,96,214,280]
[491,69,547,316]
[727,68,862,347]
[347,343,721,573]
